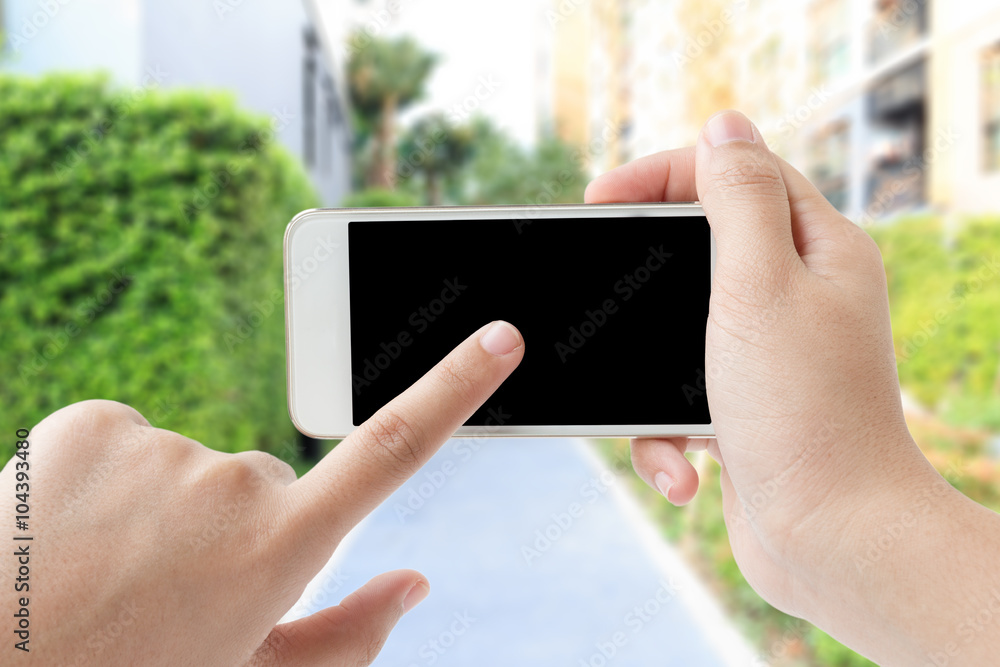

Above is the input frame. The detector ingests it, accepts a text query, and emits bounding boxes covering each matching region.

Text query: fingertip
[630,437,700,506]
[698,109,765,149]
[584,175,615,204]
[479,320,523,357]
[402,579,430,613]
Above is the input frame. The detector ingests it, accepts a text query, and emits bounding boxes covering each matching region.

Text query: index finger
[289,321,524,540]
[584,146,697,203]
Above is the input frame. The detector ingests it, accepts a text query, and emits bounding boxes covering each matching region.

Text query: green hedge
[871,216,1000,430]
[0,74,318,463]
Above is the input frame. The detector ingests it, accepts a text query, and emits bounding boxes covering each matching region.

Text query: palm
[348,34,436,188]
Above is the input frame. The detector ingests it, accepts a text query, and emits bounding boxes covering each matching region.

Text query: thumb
[250,570,429,667]
[695,110,801,286]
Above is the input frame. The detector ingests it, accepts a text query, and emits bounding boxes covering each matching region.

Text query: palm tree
[347,33,436,189]
[397,113,474,205]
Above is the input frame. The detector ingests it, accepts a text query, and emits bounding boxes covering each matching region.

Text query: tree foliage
[347,33,436,189]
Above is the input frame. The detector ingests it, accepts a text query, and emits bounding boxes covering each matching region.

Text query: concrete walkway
[283,438,757,666]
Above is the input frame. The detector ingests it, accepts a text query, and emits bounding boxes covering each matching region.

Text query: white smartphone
[284,203,715,439]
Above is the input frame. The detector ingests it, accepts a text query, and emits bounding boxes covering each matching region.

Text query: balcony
[869,0,929,64]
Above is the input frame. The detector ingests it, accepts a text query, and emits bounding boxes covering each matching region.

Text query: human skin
[586,110,1000,665]
[0,321,524,666]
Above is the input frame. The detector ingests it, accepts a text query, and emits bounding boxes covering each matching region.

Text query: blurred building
[540,0,632,175]
[545,0,1000,221]
[0,0,350,206]
[776,0,1000,221]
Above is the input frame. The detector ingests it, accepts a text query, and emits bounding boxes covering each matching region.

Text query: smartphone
[284,203,714,439]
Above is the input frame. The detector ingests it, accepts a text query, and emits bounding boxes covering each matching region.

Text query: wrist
[807,442,1000,665]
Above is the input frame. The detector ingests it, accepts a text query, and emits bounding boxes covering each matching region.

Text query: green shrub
[872,216,1000,429]
[0,73,318,463]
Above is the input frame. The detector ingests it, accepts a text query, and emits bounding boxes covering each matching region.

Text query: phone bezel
[284,203,715,439]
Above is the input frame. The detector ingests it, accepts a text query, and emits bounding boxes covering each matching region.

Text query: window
[982,43,1000,172]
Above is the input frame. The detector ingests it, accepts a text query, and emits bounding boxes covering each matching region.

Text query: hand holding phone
[591,111,996,666]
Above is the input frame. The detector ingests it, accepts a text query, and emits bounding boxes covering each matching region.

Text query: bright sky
[330,0,546,146]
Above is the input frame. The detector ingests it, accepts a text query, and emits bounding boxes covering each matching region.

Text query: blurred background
[2,0,999,665]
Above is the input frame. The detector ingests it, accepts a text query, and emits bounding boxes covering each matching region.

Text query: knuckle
[359,409,423,477]
[433,356,480,410]
[199,455,261,490]
[841,226,886,279]
[711,156,786,198]
[234,450,297,482]
[32,400,145,455]
[858,231,885,267]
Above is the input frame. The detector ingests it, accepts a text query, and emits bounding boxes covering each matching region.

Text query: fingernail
[480,321,521,356]
[654,471,675,502]
[402,581,429,613]
[703,111,755,147]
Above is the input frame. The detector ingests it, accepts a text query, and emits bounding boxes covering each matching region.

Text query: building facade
[545,0,1000,222]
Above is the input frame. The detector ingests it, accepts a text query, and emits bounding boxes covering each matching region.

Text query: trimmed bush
[0,73,318,463]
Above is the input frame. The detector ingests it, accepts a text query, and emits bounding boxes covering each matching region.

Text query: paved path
[283,438,757,666]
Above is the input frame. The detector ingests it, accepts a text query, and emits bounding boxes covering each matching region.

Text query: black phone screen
[348,216,711,427]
